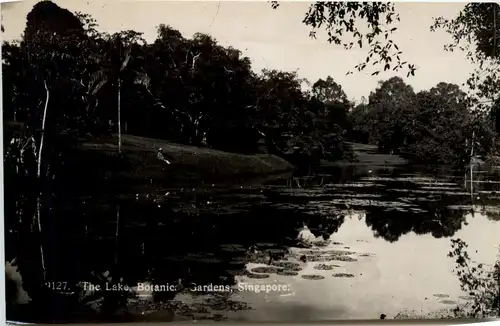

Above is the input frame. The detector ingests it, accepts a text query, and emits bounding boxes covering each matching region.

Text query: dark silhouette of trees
[347,77,497,165]
[365,205,467,243]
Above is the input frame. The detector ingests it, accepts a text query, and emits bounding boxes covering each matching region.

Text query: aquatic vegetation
[250,266,282,274]
[313,264,339,271]
[272,262,301,269]
[301,275,325,280]
[246,273,270,279]
[204,296,252,311]
[313,240,331,247]
[332,273,355,278]
[220,244,247,253]
[358,253,374,257]
[433,294,450,298]
[394,308,462,319]
[325,183,383,188]
[440,300,458,305]
[330,256,358,262]
[277,270,299,276]
[329,198,415,208]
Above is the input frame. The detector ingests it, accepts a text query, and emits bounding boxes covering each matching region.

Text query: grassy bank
[76,134,295,186]
[321,142,408,167]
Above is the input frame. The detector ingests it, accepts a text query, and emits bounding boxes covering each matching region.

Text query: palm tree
[88,33,150,154]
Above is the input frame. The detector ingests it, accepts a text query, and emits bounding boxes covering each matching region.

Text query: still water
[8,165,500,322]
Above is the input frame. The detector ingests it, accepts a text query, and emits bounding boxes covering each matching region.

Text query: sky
[1,0,477,103]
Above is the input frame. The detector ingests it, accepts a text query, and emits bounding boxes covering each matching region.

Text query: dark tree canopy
[23,0,85,41]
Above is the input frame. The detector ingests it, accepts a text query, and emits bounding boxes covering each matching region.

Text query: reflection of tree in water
[486,211,500,221]
[364,203,467,242]
[480,206,500,222]
[8,194,346,322]
[298,214,345,241]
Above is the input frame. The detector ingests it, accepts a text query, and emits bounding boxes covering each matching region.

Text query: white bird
[156,148,171,164]
[297,224,317,244]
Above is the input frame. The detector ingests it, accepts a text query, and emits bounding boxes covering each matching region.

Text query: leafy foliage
[348,78,496,165]
[271,1,417,76]
[432,4,500,128]
[448,238,500,318]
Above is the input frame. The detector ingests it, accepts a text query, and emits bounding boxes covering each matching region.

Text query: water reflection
[6,165,500,322]
[365,207,466,242]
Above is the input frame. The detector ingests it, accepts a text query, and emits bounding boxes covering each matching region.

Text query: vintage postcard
[2,0,500,323]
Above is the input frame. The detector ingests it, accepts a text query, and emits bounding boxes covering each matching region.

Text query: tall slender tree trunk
[470,131,475,197]
[114,205,120,266]
[118,78,122,154]
[38,81,49,179]
[36,80,49,282]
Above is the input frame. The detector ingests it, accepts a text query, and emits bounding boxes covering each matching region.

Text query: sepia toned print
[2,0,500,323]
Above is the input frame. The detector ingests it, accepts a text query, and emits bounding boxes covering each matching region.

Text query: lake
[6,164,500,322]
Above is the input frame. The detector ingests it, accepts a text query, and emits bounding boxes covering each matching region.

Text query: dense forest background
[4,1,500,181]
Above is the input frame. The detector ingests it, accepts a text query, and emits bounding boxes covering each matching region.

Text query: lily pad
[289,266,303,272]
[433,294,450,298]
[265,248,288,255]
[277,270,299,276]
[359,253,374,257]
[248,255,273,264]
[272,261,301,269]
[255,242,279,248]
[332,273,355,278]
[439,300,457,305]
[246,273,270,279]
[305,255,327,262]
[299,250,324,256]
[220,244,247,253]
[250,266,281,274]
[458,295,474,301]
[324,250,356,255]
[301,274,325,280]
[330,256,358,262]
[313,264,339,271]
[313,240,331,247]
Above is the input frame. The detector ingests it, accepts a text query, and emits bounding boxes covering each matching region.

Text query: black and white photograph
[2,0,500,323]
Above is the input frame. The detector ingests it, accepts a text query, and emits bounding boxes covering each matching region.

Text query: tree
[310,76,351,132]
[2,0,100,297]
[88,31,150,153]
[311,76,349,105]
[411,86,469,164]
[447,238,500,318]
[366,77,417,153]
[431,3,500,164]
[143,26,258,147]
[270,1,417,76]
[432,4,500,119]
[348,102,372,144]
